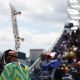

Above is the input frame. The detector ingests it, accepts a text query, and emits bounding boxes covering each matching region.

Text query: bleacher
[30,23,80,80]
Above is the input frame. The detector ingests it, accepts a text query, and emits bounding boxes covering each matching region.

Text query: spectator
[0,49,31,80]
[54,67,62,80]
[61,66,73,80]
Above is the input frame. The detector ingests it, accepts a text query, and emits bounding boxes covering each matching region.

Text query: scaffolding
[67,0,80,28]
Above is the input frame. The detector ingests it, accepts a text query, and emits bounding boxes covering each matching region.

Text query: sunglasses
[7,55,18,59]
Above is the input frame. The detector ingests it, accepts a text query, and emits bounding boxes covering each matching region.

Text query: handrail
[47,29,64,53]
[30,58,40,73]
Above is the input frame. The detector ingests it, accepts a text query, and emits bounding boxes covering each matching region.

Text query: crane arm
[9,3,21,52]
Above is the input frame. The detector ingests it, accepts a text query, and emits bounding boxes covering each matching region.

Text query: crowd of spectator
[31,25,80,80]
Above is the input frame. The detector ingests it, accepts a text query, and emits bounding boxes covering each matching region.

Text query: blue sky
[0,0,67,57]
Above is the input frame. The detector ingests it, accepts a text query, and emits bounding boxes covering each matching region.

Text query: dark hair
[3,49,13,64]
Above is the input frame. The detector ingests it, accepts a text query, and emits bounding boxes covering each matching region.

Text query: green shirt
[0,62,31,80]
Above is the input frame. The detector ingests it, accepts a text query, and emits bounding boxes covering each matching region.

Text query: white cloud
[0,27,60,47]
[18,27,60,45]
[8,0,67,23]
[0,15,6,20]
[0,27,13,42]
[0,0,67,21]
[0,0,66,53]
[32,33,60,45]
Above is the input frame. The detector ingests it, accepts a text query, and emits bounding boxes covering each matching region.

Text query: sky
[0,0,67,57]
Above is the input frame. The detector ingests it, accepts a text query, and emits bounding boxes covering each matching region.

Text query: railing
[30,58,40,73]
[47,29,64,53]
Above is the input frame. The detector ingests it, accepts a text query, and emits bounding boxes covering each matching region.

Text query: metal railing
[30,58,40,73]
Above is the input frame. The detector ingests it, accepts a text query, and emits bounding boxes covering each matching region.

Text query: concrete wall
[30,49,44,61]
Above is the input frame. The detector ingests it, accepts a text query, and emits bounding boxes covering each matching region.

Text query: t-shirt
[62,73,73,80]
[0,62,31,80]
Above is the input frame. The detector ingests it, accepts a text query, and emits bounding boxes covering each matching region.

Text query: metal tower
[9,3,24,52]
